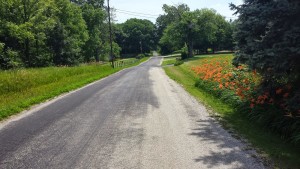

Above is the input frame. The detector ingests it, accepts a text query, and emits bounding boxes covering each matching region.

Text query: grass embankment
[0,57,149,120]
[163,54,300,168]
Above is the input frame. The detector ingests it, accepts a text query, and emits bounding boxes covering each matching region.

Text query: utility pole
[107,0,114,68]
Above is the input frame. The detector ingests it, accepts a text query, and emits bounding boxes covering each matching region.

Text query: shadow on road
[189,119,264,168]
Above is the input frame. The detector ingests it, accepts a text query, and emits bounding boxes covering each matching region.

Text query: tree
[159,8,232,58]
[0,0,57,67]
[159,11,196,58]
[218,20,235,51]
[70,0,104,8]
[114,24,127,54]
[156,4,190,39]
[48,0,88,65]
[231,0,300,119]
[156,4,190,55]
[0,0,90,67]
[117,18,156,55]
[192,9,234,54]
[159,24,184,54]
[80,2,106,62]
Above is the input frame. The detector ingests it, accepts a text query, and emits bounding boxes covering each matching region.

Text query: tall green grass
[0,58,148,120]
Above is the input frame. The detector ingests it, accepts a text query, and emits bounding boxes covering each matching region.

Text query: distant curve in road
[0,57,265,169]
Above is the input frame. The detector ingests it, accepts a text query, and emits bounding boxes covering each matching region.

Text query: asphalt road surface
[0,56,265,169]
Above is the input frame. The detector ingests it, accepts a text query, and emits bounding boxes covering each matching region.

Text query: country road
[0,57,265,169]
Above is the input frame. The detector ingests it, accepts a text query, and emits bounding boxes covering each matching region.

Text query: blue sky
[105,0,243,23]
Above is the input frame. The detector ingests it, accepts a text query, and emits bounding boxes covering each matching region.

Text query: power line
[115,8,159,17]
[114,8,238,20]
[115,10,158,19]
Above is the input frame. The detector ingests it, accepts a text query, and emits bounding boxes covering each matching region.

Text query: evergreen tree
[231,0,300,116]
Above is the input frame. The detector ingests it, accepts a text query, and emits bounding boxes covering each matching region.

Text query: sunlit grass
[0,58,148,120]
[161,58,177,66]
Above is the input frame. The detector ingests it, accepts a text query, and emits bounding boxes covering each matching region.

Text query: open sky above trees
[106,0,243,23]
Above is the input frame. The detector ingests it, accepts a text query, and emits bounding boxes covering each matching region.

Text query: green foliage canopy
[50,0,89,65]
[156,4,190,55]
[159,5,234,57]
[115,18,157,55]
[0,0,119,68]
[81,2,107,62]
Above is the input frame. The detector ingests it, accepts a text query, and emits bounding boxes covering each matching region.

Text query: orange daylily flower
[276,88,283,94]
[283,93,289,98]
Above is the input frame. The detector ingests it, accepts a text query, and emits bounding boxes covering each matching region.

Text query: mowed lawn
[0,58,148,120]
[163,54,300,168]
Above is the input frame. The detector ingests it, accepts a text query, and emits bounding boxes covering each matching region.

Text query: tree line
[114,4,235,58]
[0,0,120,69]
[157,4,235,58]
[114,18,158,57]
[0,1,235,69]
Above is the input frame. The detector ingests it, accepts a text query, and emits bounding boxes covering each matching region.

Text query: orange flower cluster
[250,85,293,110]
[251,92,272,107]
[191,57,260,104]
[191,57,298,112]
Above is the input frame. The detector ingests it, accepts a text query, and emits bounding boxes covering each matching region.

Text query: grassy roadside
[161,58,177,66]
[164,53,181,58]
[0,57,149,120]
[163,55,300,168]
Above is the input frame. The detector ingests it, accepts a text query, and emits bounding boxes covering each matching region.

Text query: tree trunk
[187,40,193,58]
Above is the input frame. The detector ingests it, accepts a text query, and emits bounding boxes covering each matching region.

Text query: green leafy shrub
[0,43,22,69]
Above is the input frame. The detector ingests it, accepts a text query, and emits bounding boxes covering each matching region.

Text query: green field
[0,57,148,120]
[163,54,300,168]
